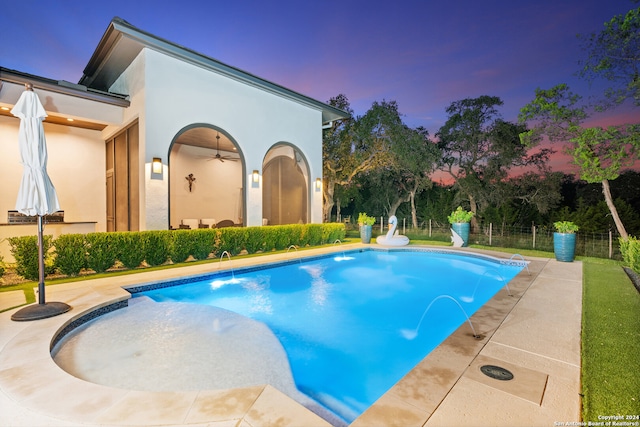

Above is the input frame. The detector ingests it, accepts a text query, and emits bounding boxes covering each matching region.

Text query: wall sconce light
[315,178,322,190]
[152,157,162,174]
[252,170,260,183]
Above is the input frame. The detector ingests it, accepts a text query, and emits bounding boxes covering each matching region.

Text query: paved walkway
[0,245,583,426]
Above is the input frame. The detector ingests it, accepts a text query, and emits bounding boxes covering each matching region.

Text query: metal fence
[342,216,623,260]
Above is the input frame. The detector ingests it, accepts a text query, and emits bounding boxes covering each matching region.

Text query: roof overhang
[0,67,129,130]
[79,17,349,124]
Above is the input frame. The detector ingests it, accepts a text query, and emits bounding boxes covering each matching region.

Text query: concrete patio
[0,244,583,426]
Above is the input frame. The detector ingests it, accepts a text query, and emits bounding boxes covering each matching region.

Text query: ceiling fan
[208,132,239,162]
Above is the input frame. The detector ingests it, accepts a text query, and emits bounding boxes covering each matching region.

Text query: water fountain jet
[400,295,480,339]
[460,268,512,303]
[219,251,235,281]
[509,254,530,274]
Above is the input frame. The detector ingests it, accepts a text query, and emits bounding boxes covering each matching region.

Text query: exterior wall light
[152,157,162,174]
[315,178,322,190]
[253,170,260,183]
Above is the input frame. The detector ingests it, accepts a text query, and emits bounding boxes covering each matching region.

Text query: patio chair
[200,218,216,228]
[216,219,235,228]
[181,219,199,230]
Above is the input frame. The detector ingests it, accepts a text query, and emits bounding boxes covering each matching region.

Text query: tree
[322,95,395,221]
[570,198,640,234]
[349,100,405,217]
[436,95,553,228]
[389,126,440,227]
[579,7,640,106]
[361,125,439,224]
[490,171,563,226]
[322,95,364,221]
[332,181,359,223]
[519,84,639,239]
[417,183,456,226]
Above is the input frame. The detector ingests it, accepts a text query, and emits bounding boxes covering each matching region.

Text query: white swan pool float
[376,215,409,246]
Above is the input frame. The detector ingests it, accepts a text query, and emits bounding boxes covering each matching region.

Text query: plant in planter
[553,221,579,262]
[358,212,376,244]
[448,206,474,247]
[553,221,579,234]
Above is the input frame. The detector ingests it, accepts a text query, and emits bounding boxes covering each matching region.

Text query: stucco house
[0,17,347,260]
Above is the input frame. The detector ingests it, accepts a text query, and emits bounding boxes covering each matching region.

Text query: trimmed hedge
[218,227,246,256]
[85,232,118,273]
[190,229,219,260]
[7,223,345,281]
[305,224,324,246]
[142,230,171,266]
[8,235,53,281]
[244,226,266,253]
[114,232,145,269]
[54,233,87,276]
[170,229,193,263]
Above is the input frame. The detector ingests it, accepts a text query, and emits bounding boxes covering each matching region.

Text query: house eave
[0,67,130,107]
[79,17,348,124]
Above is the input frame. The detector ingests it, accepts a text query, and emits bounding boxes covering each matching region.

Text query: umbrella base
[11,302,72,322]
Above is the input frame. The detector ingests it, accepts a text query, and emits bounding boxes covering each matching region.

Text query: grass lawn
[581,259,640,420]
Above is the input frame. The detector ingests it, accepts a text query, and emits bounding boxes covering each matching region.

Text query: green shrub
[170,230,193,263]
[85,232,118,273]
[0,253,5,278]
[289,224,305,246]
[554,221,580,233]
[273,226,292,250]
[3,224,347,282]
[357,212,376,226]
[322,223,346,244]
[448,206,474,224]
[190,229,218,260]
[8,235,53,281]
[305,224,324,246]
[53,234,86,276]
[299,225,311,246]
[244,226,266,254]
[218,227,245,256]
[141,230,171,266]
[262,227,277,252]
[620,236,640,273]
[114,232,145,269]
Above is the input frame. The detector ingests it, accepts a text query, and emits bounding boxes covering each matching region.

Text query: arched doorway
[169,125,244,229]
[262,144,309,225]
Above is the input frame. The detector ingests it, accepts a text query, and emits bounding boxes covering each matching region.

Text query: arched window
[262,144,309,225]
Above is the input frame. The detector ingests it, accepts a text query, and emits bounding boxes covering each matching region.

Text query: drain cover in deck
[480,364,514,381]
[467,356,547,404]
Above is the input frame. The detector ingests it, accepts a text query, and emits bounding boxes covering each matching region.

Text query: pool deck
[0,244,582,426]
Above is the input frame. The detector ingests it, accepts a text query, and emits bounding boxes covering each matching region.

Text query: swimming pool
[52,248,524,425]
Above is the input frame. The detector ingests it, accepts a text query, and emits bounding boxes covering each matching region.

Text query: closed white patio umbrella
[11,83,71,321]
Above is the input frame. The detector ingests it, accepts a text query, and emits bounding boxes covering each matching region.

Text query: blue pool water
[133,249,523,423]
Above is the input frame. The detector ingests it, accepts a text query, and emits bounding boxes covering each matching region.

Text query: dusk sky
[2,0,638,176]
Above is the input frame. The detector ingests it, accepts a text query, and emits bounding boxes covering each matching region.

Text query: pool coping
[0,244,582,426]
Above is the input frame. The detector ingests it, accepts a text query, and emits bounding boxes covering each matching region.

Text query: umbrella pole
[10,215,71,321]
[37,215,46,305]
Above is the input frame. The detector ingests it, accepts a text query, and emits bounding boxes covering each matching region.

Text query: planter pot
[451,222,470,247]
[360,225,373,244]
[553,232,576,262]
